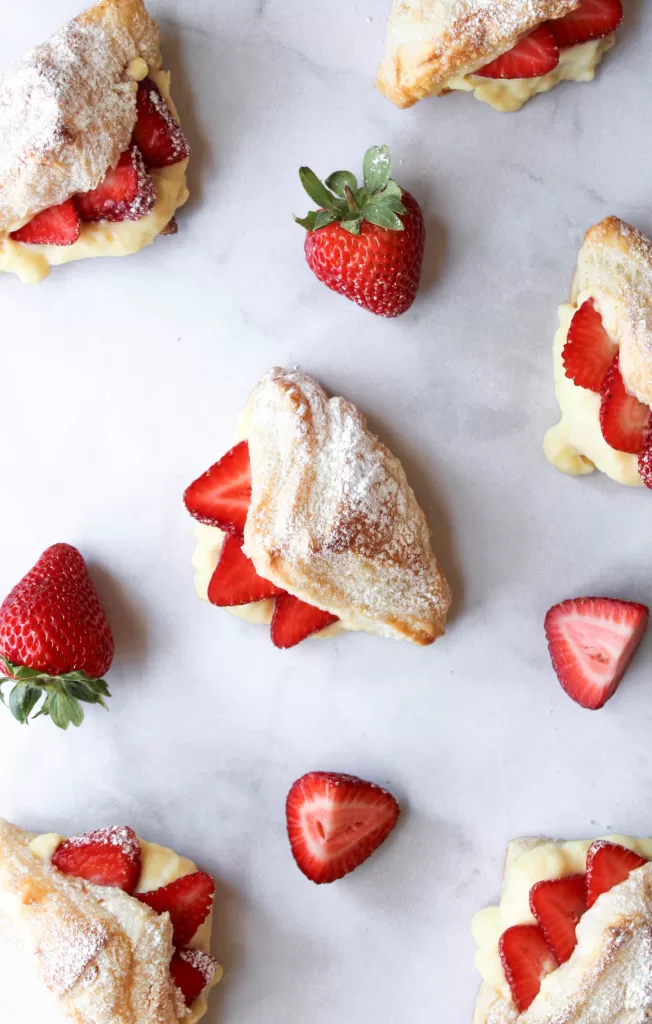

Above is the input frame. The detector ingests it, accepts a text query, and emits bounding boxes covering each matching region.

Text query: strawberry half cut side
[10,199,80,246]
[271,593,339,649]
[170,948,219,1007]
[52,826,141,894]
[499,924,558,1013]
[600,355,652,454]
[529,875,586,964]
[184,441,252,536]
[75,146,156,223]
[562,299,618,392]
[286,771,400,884]
[586,840,648,909]
[548,0,623,48]
[476,25,559,79]
[544,597,649,710]
[133,77,190,169]
[207,534,284,606]
[138,870,215,947]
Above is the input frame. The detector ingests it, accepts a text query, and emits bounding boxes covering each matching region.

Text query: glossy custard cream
[0,69,188,284]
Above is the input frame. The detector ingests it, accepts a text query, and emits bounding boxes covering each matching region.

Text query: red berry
[499,924,558,1013]
[11,199,80,246]
[52,826,141,893]
[476,25,559,79]
[75,146,155,223]
[184,442,252,537]
[138,871,215,947]
[207,534,284,606]
[548,0,623,48]
[529,875,586,964]
[586,840,647,908]
[562,299,618,392]
[270,593,338,649]
[600,355,652,454]
[133,78,190,169]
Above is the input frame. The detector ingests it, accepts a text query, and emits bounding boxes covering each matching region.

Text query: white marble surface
[0,1,651,1022]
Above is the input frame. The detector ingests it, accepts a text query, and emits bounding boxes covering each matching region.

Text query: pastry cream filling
[0,70,188,284]
[471,835,652,1001]
[544,290,644,486]
[29,833,220,1023]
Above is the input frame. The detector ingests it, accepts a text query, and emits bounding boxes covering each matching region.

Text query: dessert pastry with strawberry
[377,0,623,112]
[185,367,452,649]
[0,818,221,1023]
[544,217,652,490]
[472,834,652,1022]
[0,0,190,284]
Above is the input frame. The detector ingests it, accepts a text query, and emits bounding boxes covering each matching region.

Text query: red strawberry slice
[545,597,649,710]
[271,593,338,649]
[207,534,284,606]
[639,443,652,489]
[529,875,586,964]
[75,146,156,224]
[184,441,252,536]
[562,299,618,392]
[170,947,219,1007]
[600,355,652,454]
[137,870,215,947]
[286,771,400,884]
[52,826,141,893]
[133,78,190,169]
[11,199,80,246]
[499,925,558,1013]
[548,0,623,48]
[586,840,647,909]
[476,25,559,79]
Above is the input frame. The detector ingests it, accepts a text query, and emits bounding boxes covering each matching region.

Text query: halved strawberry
[207,534,284,606]
[184,441,252,536]
[52,826,141,893]
[545,597,649,710]
[639,443,652,489]
[529,875,586,964]
[286,771,400,884]
[271,593,338,649]
[133,78,190,169]
[586,840,647,909]
[562,299,618,392]
[137,871,215,947]
[600,355,652,454]
[10,199,80,246]
[499,925,558,1012]
[548,0,623,48]
[476,25,559,79]
[170,947,219,1007]
[75,146,156,224]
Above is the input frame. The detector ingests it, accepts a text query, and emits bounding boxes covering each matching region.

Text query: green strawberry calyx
[294,145,406,236]
[0,656,111,730]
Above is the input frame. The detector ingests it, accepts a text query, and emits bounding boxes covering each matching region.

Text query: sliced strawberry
[548,0,623,48]
[639,443,652,489]
[600,355,652,454]
[138,871,215,947]
[170,947,219,1007]
[286,771,400,884]
[10,199,80,246]
[133,78,190,169]
[476,25,559,79]
[545,597,649,710]
[586,840,647,909]
[562,299,618,392]
[184,441,252,536]
[529,875,586,964]
[207,533,284,606]
[52,826,141,893]
[75,146,156,224]
[271,593,338,649]
[499,925,558,1013]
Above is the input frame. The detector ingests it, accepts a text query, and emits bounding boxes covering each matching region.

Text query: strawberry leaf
[363,203,404,231]
[298,167,338,210]
[313,210,337,230]
[8,684,41,724]
[325,170,358,197]
[49,692,83,730]
[341,217,362,235]
[294,211,318,231]
[0,658,110,728]
[363,145,392,196]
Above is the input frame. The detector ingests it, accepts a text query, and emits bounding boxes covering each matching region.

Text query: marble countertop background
[0,1,651,1021]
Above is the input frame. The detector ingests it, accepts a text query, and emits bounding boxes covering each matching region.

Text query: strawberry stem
[344,185,358,215]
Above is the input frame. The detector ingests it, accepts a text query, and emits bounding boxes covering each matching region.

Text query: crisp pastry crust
[242,368,452,646]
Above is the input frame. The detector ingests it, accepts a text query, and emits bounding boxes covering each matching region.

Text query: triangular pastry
[0,0,190,283]
[0,818,221,1024]
[544,217,652,490]
[377,0,620,112]
[187,368,452,648]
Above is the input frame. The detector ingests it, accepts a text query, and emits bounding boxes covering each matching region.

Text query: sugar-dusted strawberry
[207,534,284,607]
[75,146,156,224]
[0,544,114,729]
[133,77,190,169]
[10,199,80,246]
[286,771,400,884]
[600,355,652,454]
[562,299,618,392]
[639,442,652,490]
[184,442,252,537]
[271,593,338,649]
[545,597,649,710]
[170,948,219,1007]
[529,875,586,964]
[295,145,424,318]
[548,0,623,48]
[138,871,215,947]
[499,925,558,1013]
[52,826,141,893]
[476,25,559,79]
[586,840,647,909]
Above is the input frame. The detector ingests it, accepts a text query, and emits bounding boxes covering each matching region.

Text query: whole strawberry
[294,145,425,318]
[0,544,113,729]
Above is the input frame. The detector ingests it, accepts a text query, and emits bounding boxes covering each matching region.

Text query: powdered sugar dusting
[178,947,218,985]
[62,825,141,864]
